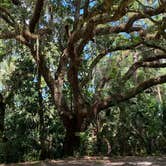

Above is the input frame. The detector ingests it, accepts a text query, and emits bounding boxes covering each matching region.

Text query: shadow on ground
[0,156,166,166]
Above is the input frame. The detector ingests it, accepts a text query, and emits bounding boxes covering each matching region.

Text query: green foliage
[0,0,166,162]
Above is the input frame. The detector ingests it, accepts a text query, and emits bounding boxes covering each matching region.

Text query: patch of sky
[33,76,38,83]
[80,9,84,15]
[151,14,163,21]
[62,0,68,7]
[45,13,50,23]
[133,31,139,37]
[119,32,131,39]
[88,86,95,93]
[111,21,120,27]
[89,0,97,8]
[84,53,91,60]
[106,53,112,58]
[145,0,159,8]
[39,24,45,29]
[15,100,22,108]
[25,19,30,24]
[133,19,147,29]
[83,44,93,60]
[33,77,49,99]
[78,74,82,80]
[0,81,4,91]
[122,16,129,23]
[153,0,159,7]
[42,87,49,99]
[66,63,69,67]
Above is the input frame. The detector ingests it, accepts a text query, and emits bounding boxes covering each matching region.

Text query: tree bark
[62,114,85,156]
[0,93,5,142]
[162,103,166,138]
[118,105,128,156]
[63,129,81,156]
[37,73,47,160]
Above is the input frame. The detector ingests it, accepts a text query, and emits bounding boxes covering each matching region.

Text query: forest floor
[0,156,166,166]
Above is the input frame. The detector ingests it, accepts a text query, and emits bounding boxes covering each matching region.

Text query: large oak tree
[0,0,166,155]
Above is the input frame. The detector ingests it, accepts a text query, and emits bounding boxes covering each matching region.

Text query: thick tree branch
[123,54,166,81]
[76,20,95,54]
[1,30,71,117]
[88,0,133,25]
[99,74,166,110]
[126,5,166,29]
[92,0,133,25]
[29,0,45,33]
[143,41,166,53]
[112,0,134,21]
[0,28,51,42]
[93,2,165,27]
[85,1,166,39]
[95,25,142,36]
[29,47,71,117]
[74,0,81,22]
[54,49,68,80]
[83,0,89,18]
[30,48,55,90]
[140,54,166,62]
[0,32,17,39]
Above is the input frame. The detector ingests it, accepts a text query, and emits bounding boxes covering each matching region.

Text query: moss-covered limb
[98,74,166,110]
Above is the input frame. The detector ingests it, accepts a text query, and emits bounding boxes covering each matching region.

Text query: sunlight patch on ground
[109,161,152,165]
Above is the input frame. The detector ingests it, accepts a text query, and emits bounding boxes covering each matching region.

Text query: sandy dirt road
[0,156,166,166]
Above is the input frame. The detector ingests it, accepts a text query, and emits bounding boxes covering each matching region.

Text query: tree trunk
[146,138,152,155]
[162,103,166,138]
[39,108,47,160]
[37,73,47,160]
[62,114,84,156]
[63,129,81,156]
[0,93,5,141]
[118,105,128,156]
[103,137,111,156]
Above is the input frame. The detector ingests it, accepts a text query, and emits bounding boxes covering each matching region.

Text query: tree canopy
[0,0,166,161]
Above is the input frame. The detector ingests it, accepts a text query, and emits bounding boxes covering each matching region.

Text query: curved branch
[126,5,166,29]
[99,74,166,110]
[123,54,166,81]
[95,25,142,36]
[92,0,134,25]
[143,41,166,53]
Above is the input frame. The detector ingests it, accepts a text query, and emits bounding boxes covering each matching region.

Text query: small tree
[0,93,5,141]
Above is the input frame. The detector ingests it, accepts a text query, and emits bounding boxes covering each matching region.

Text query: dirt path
[0,156,166,166]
